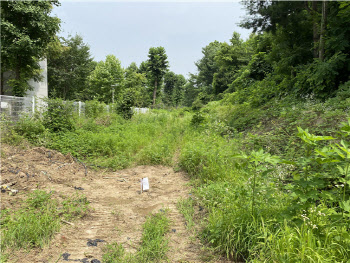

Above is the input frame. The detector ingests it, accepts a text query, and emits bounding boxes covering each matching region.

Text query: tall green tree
[147,47,169,106]
[172,74,186,107]
[213,32,252,94]
[1,0,60,96]
[163,71,186,107]
[163,71,177,106]
[123,62,149,107]
[183,75,201,107]
[47,34,96,100]
[195,41,221,88]
[241,1,350,97]
[88,55,124,103]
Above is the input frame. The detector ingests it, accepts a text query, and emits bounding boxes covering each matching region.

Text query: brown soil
[0,144,230,263]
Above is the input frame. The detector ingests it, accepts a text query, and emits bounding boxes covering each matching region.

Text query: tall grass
[43,111,192,169]
[1,191,90,252]
[4,98,350,262]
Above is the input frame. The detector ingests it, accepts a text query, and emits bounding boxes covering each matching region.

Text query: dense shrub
[42,98,75,132]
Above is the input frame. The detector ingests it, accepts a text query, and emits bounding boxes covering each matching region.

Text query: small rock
[62,252,71,261]
[91,259,101,263]
[18,172,26,178]
[87,239,105,247]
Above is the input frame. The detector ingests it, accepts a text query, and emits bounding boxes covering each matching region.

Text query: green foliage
[213,32,252,95]
[295,53,348,97]
[42,98,76,132]
[162,72,186,107]
[255,213,349,263]
[137,211,170,262]
[14,117,46,142]
[1,190,90,252]
[195,41,222,88]
[102,243,133,263]
[47,34,96,100]
[177,198,195,230]
[147,46,169,105]
[102,211,170,263]
[123,62,149,107]
[1,0,60,96]
[88,55,124,103]
[117,90,134,120]
[235,149,280,215]
[190,112,205,127]
[85,100,107,119]
[5,93,350,262]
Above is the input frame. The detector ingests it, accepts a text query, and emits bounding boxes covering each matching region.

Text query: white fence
[0,95,149,122]
[0,95,88,122]
[0,95,35,122]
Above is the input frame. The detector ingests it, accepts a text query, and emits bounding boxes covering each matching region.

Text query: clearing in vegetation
[0,144,225,263]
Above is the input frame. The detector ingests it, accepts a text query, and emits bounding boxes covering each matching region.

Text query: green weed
[0,190,90,253]
[102,210,171,263]
[177,198,195,230]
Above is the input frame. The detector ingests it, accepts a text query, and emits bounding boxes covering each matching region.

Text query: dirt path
[1,145,226,263]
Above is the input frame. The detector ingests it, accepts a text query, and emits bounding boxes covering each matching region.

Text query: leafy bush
[190,111,205,126]
[85,99,107,119]
[13,117,46,142]
[42,98,75,132]
[117,90,134,119]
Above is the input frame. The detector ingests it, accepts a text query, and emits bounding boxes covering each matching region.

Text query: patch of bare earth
[1,144,231,263]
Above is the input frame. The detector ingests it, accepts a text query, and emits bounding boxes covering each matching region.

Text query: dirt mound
[1,144,229,262]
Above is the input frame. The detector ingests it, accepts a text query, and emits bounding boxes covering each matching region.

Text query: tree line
[1,1,349,108]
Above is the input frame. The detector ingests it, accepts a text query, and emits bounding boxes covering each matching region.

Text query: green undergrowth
[4,110,191,169]
[0,190,90,257]
[102,210,170,263]
[177,198,196,230]
[2,94,350,262]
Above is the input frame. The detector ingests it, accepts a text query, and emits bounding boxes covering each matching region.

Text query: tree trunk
[312,1,319,58]
[319,1,328,61]
[153,79,157,106]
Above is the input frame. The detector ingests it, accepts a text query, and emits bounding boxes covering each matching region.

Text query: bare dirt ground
[1,144,230,263]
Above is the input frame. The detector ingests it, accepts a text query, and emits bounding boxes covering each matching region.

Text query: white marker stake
[141,177,150,193]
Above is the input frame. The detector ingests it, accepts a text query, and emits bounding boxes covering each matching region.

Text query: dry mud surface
[1,144,230,263]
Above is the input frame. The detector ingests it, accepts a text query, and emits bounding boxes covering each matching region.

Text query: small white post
[78,101,82,117]
[32,96,35,115]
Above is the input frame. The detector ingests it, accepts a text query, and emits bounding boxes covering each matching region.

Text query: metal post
[78,101,81,117]
[32,96,35,115]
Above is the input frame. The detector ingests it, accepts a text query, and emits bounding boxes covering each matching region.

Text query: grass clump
[0,190,90,253]
[177,197,195,230]
[102,210,170,263]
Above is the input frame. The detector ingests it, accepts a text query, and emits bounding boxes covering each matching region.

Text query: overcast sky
[53,1,251,77]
